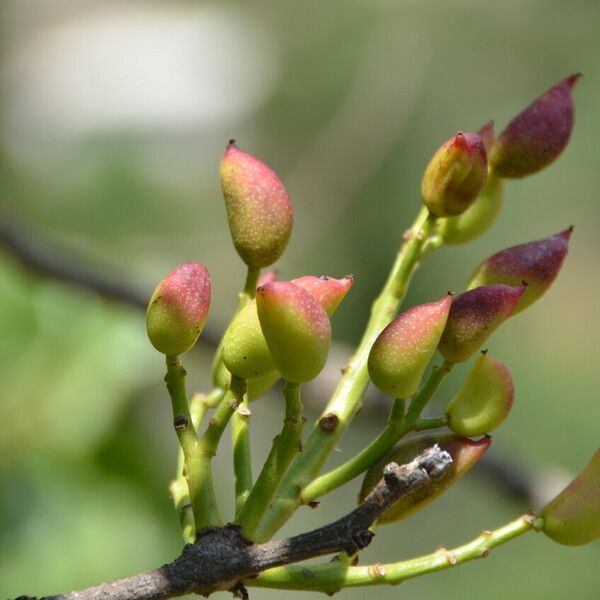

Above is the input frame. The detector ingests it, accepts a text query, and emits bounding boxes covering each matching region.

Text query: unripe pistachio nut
[146,263,211,356]
[468,228,572,313]
[290,274,354,316]
[541,449,600,546]
[438,284,525,363]
[421,132,488,217]
[446,352,514,436]
[220,141,293,268]
[359,433,491,523]
[436,174,504,245]
[489,74,580,178]
[256,281,331,383]
[368,294,452,398]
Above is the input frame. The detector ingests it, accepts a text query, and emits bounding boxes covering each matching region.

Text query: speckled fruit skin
[489,74,580,179]
[368,295,452,398]
[421,132,488,217]
[359,434,490,523]
[146,263,211,356]
[436,174,504,245]
[438,284,525,363]
[468,228,572,313]
[290,275,354,316]
[222,300,277,380]
[256,282,331,384]
[541,449,600,546]
[446,353,514,436]
[220,141,293,268]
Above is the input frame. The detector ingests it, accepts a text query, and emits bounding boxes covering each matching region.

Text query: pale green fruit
[436,174,503,245]
[256,282,331,384]
[541,449,600,546]
[222,300,276,379]
[446,353,514,436]
[146,263,211,356]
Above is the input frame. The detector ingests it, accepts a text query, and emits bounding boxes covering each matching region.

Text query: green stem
[301,397,406,504]
[236,381,305,540]
[164,355,199,456]
[254,208,437,541]
[242,266,261,304]
[201,375,246,453]
[414,416,448,431]
[420,233,445,259]
[301,362,452,503]
[249,514,540,592]
[403,361,453,427]
[165,356,221,536]
[189,375,246,532]
[232,391,252,514]
[170,393,211,543]
[172,263,260,536]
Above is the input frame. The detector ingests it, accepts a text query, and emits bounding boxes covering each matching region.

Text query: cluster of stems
[163,204,537,589]
[155,74,598,592]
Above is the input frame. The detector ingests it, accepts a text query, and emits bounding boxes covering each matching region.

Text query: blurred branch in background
[0,209,568,511]
[289,17,434,254]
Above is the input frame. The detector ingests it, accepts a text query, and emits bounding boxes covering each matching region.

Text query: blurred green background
[1,1,598,598]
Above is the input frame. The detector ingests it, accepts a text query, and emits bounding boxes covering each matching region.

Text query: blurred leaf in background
[0,1,598,598]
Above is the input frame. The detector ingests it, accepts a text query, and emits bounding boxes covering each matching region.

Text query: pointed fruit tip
[566,73,582,88]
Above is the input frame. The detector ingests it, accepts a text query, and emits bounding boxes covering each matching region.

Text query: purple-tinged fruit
[439,284,525,363]
[446,352,514,436]
[468,228,572,313]
[368,295,452,398]
[359,434,491,523]
[436,174,504,245]
[421,132,488,217]
[220,141,293,268]
[489,74,581,178]
[477,121,495,153]
[290,275,354,316]
[541,449,600,546]
[146,263,211,356]
[256,282,331,383]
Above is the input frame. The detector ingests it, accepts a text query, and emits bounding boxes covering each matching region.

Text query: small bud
[541,449,600,546]
[220,141,293,268]
[436,174,504,245]
[290,274,354,316]
[146,263,211,356]
[359,434,490,523]
[477,121,495,153]
[368,295,452,398]
[439,284,525,363]
[468,228,572,313]
[421,132,488,217]
[256,282,331,383]
[489,74,581,178]
[446,353,514,436]
[222,300,276,380]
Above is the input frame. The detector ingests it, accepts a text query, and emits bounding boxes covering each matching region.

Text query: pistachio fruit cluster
[142,73,597,592]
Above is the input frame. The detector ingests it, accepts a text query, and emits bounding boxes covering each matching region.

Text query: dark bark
[14,446,452,600]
